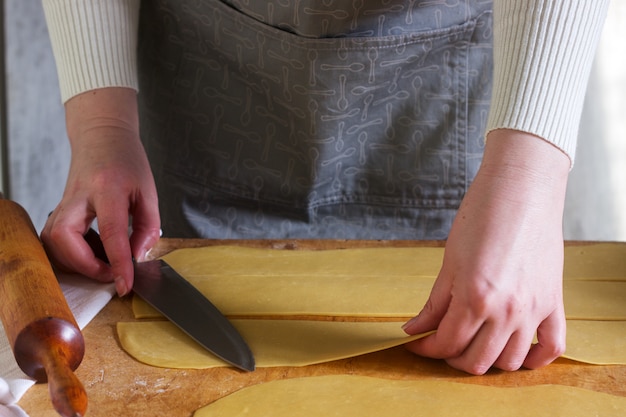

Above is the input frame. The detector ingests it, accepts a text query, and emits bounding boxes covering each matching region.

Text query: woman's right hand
[41,88,161,296]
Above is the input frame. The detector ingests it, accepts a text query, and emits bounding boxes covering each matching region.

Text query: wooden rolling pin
[0,197,87,417]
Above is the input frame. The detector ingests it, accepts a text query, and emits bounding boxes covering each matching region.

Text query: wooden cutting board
[18,240,626,417]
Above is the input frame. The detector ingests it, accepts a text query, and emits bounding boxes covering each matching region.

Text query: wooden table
[18,239,626,416]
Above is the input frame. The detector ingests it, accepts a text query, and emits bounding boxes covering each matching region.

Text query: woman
[41,0,608,374]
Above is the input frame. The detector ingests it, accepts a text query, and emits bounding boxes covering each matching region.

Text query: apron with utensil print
[136,0,493,239]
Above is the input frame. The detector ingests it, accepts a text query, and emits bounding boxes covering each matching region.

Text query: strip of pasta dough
[133,245,626,319]
[193,375,626,417]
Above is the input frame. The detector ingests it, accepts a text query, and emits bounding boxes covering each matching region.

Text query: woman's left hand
[403,129,570,375]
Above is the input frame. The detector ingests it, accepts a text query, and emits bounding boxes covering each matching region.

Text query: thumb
[130,226,161,262]
[129,196,161,262]
[403,272,452,335]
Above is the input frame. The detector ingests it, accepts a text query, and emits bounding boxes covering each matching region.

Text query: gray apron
[137,0,493,239]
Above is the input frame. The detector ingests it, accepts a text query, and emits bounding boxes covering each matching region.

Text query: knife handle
[0,199,88,417]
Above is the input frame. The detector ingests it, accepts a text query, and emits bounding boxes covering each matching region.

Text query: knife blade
[84,228,255,372]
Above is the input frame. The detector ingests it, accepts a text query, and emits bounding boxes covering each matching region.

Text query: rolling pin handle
[13,317,88,417]
[46,355,88,417]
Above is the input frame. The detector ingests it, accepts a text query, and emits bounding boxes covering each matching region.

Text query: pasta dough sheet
[121,244,626,370]
[133,280,626,320]
[131,275,431,318]
[161,246,444,278]
[193,375,626,417]
[146,246,440,318]
[159,243,626,280]
[563,320,626,365]
[117,318,625,368]
[562,244,626,280]
[117,320,429,369]
[564,281,626,320]
[133,245,626,319]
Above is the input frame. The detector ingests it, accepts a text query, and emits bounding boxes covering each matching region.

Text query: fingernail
[136,247,153,263]
[401,316,420,331]
[135,249,146,263]
[114,276,128,297]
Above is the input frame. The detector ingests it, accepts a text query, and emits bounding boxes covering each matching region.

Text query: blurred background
[1,0,624,241]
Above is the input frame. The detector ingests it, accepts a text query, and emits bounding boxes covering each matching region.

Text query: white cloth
[0,275,115,417]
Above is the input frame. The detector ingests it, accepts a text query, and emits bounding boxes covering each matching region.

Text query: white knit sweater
[42,0,609,164]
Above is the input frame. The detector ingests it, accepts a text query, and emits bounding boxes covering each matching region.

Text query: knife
[84,228,255,372]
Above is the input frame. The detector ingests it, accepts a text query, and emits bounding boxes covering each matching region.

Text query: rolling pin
[0,197,87,417]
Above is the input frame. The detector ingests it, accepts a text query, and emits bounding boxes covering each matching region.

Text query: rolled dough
[118,317,626,368]
[564,281,626,320]
[563,320,626,364]
[133,245,626,319]
[117,320,430,369]
[119,244,626,369]
[158,243,626,280]
[193,375,626,416]
[562,244,626,280]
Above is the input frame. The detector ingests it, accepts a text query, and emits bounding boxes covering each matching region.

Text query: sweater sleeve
[42,0,140,103]
[42,0,608,165]
[486,0,609,165]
